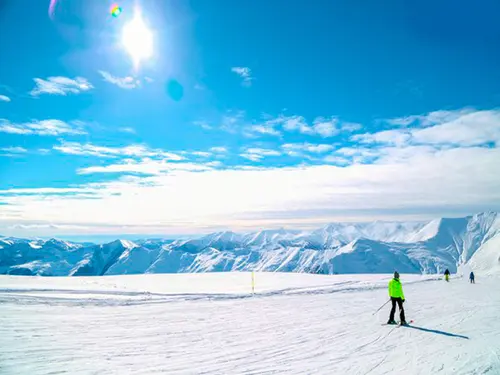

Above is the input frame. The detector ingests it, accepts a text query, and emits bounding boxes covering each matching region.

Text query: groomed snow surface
[1,272,499,374]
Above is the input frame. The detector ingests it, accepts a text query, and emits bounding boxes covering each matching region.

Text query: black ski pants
[389,297,406,322]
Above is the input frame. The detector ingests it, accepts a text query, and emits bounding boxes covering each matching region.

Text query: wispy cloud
[221,111,246,133]
[278,115,340,137]
[323,155,350,165]
[118,127,136,134]
[246,125,282,137]
[197,112,355,139]
[194,112,246,133]
[240,147,281,161]
[231,67,253,87]
[352,129,411,146]
[210,146,229,153]
[386,109,474,127]
[78,159,213,175]
[98,71,140,89]
[359,109,500,147]
[0,146,28,158]
[0,146,27,153]
[191,151,212,158]
[411,110,500,146]
[0,119,86,136]
[193,121,213,130]
[53,141,184,160]
[311,117,340,137]
[341,122,362,132]
[282,143,334,154]
[30,76,93,96]
[0,95,11,102]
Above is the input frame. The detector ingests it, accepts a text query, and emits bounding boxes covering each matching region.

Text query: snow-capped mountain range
[1,212,499,276]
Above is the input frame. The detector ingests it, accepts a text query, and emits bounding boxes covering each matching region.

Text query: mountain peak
[109,239,138,249]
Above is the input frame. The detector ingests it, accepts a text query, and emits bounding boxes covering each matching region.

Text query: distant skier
[469,271,475,284]
[444,269,450,282]
[387,271,407,325]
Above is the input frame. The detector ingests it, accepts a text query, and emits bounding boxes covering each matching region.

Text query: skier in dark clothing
[387,271,407,325]
[444,269,450,282]
[469,271,475,284]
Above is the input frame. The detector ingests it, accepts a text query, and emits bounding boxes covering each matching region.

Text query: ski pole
[372,299,390,315]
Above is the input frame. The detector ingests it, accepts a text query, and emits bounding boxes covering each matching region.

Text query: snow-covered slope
[1,212,499,276]
[1,272,498,374]
[466,233,500,275]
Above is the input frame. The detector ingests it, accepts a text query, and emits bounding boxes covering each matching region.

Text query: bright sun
[121,10,153,68]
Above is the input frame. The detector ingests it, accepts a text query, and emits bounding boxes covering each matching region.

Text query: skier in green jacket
[387,271,407,325]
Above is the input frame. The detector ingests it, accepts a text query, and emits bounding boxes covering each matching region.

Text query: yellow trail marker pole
[251,271,255,295]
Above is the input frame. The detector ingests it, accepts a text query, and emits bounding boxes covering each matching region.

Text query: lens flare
[110,4,122,18]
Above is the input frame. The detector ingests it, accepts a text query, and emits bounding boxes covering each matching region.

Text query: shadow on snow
[405,325,469,339]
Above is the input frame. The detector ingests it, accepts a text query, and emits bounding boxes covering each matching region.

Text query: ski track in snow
[0,273,499,375]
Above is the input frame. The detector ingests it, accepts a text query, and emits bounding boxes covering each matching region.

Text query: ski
[382,319,413,327]
[396,319,414,327]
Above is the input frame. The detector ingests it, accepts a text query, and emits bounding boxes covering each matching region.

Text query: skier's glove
[402,299,405,303]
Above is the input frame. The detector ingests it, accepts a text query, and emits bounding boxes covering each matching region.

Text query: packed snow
[1,212,499,276]
[1,272,499,374]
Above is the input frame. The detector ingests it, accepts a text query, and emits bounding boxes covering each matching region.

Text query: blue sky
[1,0,500,238]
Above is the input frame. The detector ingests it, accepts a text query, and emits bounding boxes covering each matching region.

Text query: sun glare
[121,10,153,68]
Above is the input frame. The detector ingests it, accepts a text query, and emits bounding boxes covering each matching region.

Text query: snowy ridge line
[2,212,499,276]
[0,275,442,307]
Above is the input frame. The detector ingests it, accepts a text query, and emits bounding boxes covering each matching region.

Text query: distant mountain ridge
[1,212,499,276]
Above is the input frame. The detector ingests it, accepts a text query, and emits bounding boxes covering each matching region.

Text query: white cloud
[191,151,212,158]
[2,144,499,234]
[411,110,500,146]
[0,95,11,102]
[221,111,246,133]
[240,148,281,161]
[193,121,213,130]
[206,161,223,168]
[336,147,379,158]
[352,129,411,146]
[99,71,140,89]
[53,141,184,160]
[359,109,500,147]
[248,124,282,137]
[210,147,228,153]
[323,155,350,165]
[78,159,212,175]
[341,122,362,132]
[312,117,339,137]
[0,119,86,136]
[119,127,136,134]
[282,143,334,154]
[0,146,27,153]
[144,77,154,83]
[231,67,253,87]
[199,112,350,138]
[386,109,474,127]
[282,116,312,134]
[30,76,93,96]
[277,115,340,138]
